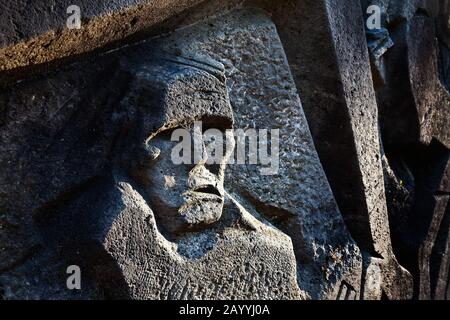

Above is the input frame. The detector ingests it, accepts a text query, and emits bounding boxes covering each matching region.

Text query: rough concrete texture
[0,0,449,300]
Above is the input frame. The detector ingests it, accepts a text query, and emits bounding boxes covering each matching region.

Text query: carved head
[121,55,235,238]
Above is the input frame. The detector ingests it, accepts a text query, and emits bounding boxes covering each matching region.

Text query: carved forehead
[122,55,234,139]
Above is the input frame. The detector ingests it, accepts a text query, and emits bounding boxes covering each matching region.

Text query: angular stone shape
[262,0,413,299]
[432,204,450,300]
[377,14,450,148]
[408,16,450,148]
[362,255,414,300]
[418,195,450,300]
[373,1,450,299]
[0,0,243,72]
[382,144,450,300]
[151,8,363,300]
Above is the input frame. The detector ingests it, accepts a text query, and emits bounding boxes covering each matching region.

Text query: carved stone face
[142,120,235,237]
[116,55,237,239]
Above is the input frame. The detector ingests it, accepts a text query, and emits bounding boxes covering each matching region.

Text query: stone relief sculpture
[0,0,448,300]
[89,55,304,299]
[1,52,304,299]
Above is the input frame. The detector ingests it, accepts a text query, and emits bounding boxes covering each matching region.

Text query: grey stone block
[264,0,413,299]
[0,0,242,71]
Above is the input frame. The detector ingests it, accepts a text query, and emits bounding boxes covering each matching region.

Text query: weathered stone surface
[408,16,450,148]
[0,43,306,299]
[152,9,363,300]
[375,2,450,148]
[77,178,303,299]
[0,0,243,71]
[261,0,412,299]
[0,7,363,300]
[373,1,450,299]
[0,54,125,299]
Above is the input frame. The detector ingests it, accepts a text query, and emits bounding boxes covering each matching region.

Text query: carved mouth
[192,185,222,197]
